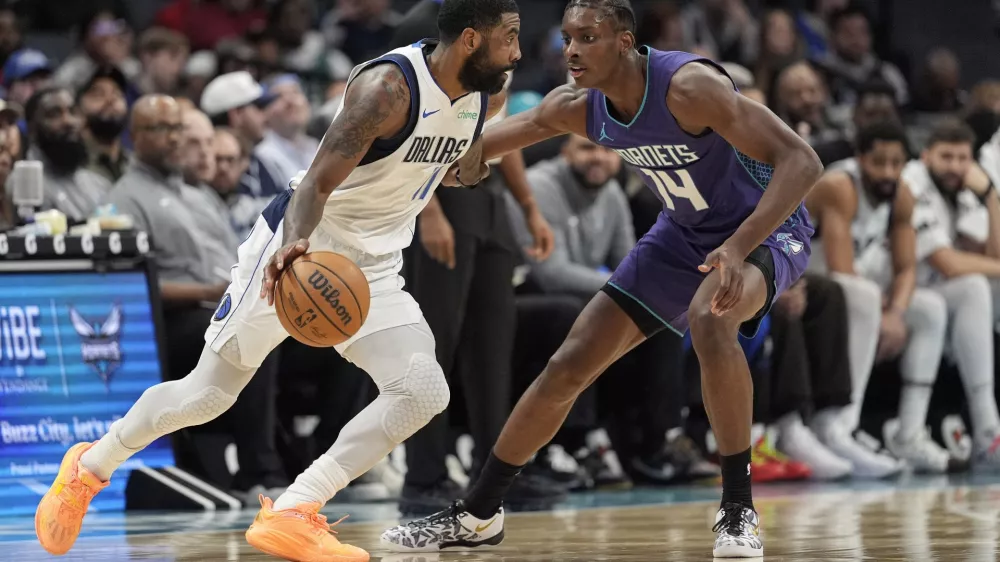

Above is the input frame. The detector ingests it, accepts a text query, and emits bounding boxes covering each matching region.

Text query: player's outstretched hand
[523,207,555,261]
[698,245,745,315]
[260,239,310,305]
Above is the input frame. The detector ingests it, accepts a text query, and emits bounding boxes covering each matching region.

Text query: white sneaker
[886,427,954,474]
[777,414,852,481]
[712,502,763,558]
[381,501,504,552]
[973,429,1000,472]
[812,411,903,479]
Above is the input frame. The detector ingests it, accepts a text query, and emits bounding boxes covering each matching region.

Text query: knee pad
[152,385,237,435]
[381,353,450,443]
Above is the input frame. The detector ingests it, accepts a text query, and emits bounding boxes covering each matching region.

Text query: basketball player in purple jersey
[383,0,821,557]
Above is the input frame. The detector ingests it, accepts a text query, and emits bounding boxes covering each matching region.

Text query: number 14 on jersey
[638,168,709,211]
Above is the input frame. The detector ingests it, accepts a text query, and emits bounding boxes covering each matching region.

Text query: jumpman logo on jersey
[599,123,614,142]
[776,233,804,255]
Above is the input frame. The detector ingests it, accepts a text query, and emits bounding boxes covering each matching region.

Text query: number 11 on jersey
[639,168,709,211]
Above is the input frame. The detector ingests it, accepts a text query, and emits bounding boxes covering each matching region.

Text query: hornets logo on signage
[214,293,232,321]
[69,305,123,389]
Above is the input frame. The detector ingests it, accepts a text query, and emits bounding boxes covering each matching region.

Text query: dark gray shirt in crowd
[507,157,636,296]
[29,147,113,222]
[185,183,240,269]
[107,159,226,285]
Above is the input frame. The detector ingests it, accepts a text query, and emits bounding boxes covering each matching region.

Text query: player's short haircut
[565,0,636,34]
[856,121,909,155]
[926,120,976,149]
[437,0,519,44]
[829,2,871,32]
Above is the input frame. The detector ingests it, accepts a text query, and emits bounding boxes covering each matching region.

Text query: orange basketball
[275,251,371,347]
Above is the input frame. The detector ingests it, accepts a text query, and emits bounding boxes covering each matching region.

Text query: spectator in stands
[755,9,804,98]
[215,38,261,81]
[25,86,111,222]
[77,66,129,183]
[211,127,266,240]
[180,50,217,105]
[513,135,719,484]
[133,27,190,100]
[3,49,53,107]
[807,122,953,476]
[680,0,759,66]
[900,120,1000,471]
[200,71,283,199]
[53,10,139,92]
[179,108,240,273]
[795,0,848,59]
[155,0,267,51]
[271,0,352,83]
[324,0,401,65]
[818,4,908,110]
[256,74,317,183]
[773,61,843,146]
[109,95,228,302]
[0,6,22,69]
[912,48,967,114]
[969,80,1000,116]
[813,79,900,165]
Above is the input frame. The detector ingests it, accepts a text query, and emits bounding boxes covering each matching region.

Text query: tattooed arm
[259,63,411,304]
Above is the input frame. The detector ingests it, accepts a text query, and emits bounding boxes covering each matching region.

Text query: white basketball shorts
[203,215,424,369]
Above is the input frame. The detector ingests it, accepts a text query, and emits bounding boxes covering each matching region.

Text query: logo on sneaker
[746,463,751,476]
[475,516,498,533]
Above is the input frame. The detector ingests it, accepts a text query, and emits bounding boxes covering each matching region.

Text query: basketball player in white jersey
[808,122,1000,475]
[901,120,1000,470]
[35,1,527,560]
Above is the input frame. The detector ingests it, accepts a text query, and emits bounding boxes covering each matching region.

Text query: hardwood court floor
[4,475,1000,561]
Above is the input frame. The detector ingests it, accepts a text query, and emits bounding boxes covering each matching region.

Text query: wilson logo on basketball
[307,271,354,325]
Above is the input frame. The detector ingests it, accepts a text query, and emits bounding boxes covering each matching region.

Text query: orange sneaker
[35,442,109,555]
[245,496,369,562]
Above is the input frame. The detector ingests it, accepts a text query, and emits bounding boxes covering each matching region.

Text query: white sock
[274,455,351,511]
[935,276,1000,439]
[80,420,140,482]
[896,384,932,442]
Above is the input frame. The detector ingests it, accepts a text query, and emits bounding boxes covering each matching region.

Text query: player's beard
[929,168,963,202]
[459,44,514,95]
[86,113,127,143]
[35,129,88,175]
[862,175,897,203]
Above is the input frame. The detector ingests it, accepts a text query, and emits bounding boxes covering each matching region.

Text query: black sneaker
[505,473,568,509]
[381,500,504,552]
[523,445,591,491]
[398,478,466,517]
[632,430,721,485]
[574,445,632,490]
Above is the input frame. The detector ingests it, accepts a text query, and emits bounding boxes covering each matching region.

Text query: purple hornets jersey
[585,48,812,248]
[588,47,813,335]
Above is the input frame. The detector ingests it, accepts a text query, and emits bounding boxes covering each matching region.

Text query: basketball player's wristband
[456,170,479,188]
[975,181,995,205]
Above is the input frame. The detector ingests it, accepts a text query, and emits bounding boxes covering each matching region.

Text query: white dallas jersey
[313,41,488,256]
[826,157,895,289]
[903,159,989,285]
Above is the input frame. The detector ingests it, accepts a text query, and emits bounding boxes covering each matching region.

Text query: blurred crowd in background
[5,0,1000,517]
